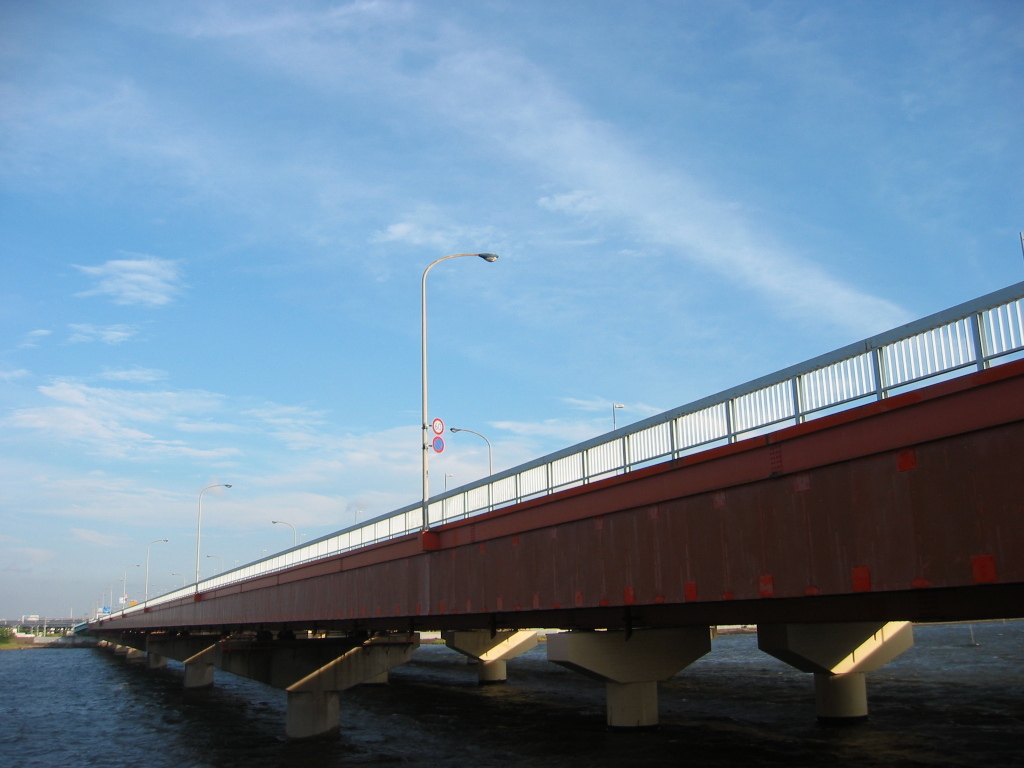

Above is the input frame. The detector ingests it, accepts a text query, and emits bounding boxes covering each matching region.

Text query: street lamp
[449,427,493,476]
[122,564,140,608]
[172,572,186,588]
[145,539,168,603]
[444,473,454,491]
[108,578,122,616]
[421,252,498,530]
[272,519,297,548]
[612,403,625,430]
[195,483,232,588]
[206,554,223,574]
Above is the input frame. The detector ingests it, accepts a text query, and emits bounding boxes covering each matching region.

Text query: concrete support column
[478,659,507,683]
[286,690,340,740]
[207,633,419,738]
[547,627,713,728]
[758,621,913,723]
[813,671,867,719]
[606,680,658,727]
[184,661,215,688]
[125,647,146,663]
[146,653,168,670]
[442,630,539,684]
[183,644,218,689]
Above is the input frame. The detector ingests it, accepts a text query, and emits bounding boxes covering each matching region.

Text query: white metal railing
[109,281,1024,622]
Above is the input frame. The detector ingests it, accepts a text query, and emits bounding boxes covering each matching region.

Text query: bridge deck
[94,358,1024,635]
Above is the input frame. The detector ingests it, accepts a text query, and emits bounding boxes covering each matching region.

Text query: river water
[1,621,1021,767]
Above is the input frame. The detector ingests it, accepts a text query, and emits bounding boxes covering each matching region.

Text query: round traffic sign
[431,417,445,435]
[432,436,445,453]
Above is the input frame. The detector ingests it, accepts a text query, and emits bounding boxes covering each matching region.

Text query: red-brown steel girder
[95,359,1024,635]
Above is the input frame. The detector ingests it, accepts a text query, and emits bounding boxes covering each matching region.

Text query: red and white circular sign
[431,418,445,435]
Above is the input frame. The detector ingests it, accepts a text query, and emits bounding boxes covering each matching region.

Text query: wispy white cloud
[0,461,191,526]
[69,528,124,548]
[5,5,904,337]
[174,420,241,434]
[67,324,139,345]
[244,458,350,488]
[170,5,909,335]
[184,0,404,40]
[372,212,501,254]
[7,547,55,566]
[0,73,221,196]
[99,367,168,382]
[7,381,237,460]
[10,406,152,451]
[243,404,334,450]
[489,418,605,445]
[410,47,911,334]
[561,396,662,419]
[74,255,183,306]
[0,369,30,381]
[537,190,603,215]
[249,406,418,470]
[245,404,329,429]
[17,329,51,349]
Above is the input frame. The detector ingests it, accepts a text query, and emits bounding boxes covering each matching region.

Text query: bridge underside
[94,586,1024,640]
[94,359,1024,638]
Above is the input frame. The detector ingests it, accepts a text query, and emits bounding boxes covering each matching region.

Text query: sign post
[431,418,445,452]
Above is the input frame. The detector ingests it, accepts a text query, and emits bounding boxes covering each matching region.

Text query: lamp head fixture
[477,253,499,262]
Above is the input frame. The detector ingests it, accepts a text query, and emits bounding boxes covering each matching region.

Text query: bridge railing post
[970,311,988,372]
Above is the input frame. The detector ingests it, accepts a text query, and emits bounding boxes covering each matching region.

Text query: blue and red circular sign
[432,436,445,453]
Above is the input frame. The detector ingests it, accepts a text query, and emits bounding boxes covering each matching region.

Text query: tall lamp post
[421,253,498,530]
[195,483,232,589]
[449,427,493,476]
[145,539,168,602]
[108,579,122,616]
[612,403,625,430]
[272,519,297,548]
[122,564,139,608]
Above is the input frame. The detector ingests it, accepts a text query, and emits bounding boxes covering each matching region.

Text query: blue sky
[2,1,1021,619]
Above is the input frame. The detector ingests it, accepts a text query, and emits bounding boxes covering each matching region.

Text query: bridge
[90,281,1024,738]
[0,617,83,634]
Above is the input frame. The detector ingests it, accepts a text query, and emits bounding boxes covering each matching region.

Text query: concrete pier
[442,629,539,683]
[758,621,914,721]
[145,653,167,670]
[547,627,713,727]
[183,643,218,689]
[104,630,420,738]
[285,690,341,739]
